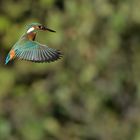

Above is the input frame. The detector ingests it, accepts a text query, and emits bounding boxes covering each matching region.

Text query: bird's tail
[5,54,10,64]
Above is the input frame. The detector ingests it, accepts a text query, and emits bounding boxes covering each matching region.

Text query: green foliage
[0,0,139,140]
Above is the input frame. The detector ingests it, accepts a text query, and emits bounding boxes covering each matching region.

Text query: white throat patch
[27,27,35,33]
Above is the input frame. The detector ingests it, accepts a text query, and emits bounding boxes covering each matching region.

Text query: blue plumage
[5,54,10,64]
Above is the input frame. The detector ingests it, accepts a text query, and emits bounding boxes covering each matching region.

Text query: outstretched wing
[14,41,62,63]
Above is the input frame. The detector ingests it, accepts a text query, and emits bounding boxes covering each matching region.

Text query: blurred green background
[0,0,140,140]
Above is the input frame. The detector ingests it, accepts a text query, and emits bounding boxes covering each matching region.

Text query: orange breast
[27,32,36,41]
[10,49,15,60]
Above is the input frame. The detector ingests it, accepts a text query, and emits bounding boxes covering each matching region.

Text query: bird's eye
[38,26,41,29]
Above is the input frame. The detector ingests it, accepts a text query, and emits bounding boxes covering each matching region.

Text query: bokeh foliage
[0,0,140,140]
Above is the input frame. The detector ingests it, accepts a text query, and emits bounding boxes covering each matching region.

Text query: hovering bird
[5,23,62,64]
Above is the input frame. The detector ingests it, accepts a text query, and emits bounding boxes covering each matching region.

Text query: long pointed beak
[43,26,56,32]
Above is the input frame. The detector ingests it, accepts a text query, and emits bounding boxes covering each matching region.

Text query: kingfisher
[5,23,62,64]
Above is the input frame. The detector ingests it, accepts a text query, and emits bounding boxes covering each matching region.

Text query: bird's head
[26,23,56,34]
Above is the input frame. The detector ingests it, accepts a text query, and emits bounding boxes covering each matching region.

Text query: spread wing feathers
[14,41,62,63]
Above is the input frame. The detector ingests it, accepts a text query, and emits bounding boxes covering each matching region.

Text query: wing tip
[44,50,63,63]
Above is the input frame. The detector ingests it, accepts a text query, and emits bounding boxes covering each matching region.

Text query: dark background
[0,0,140,140]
